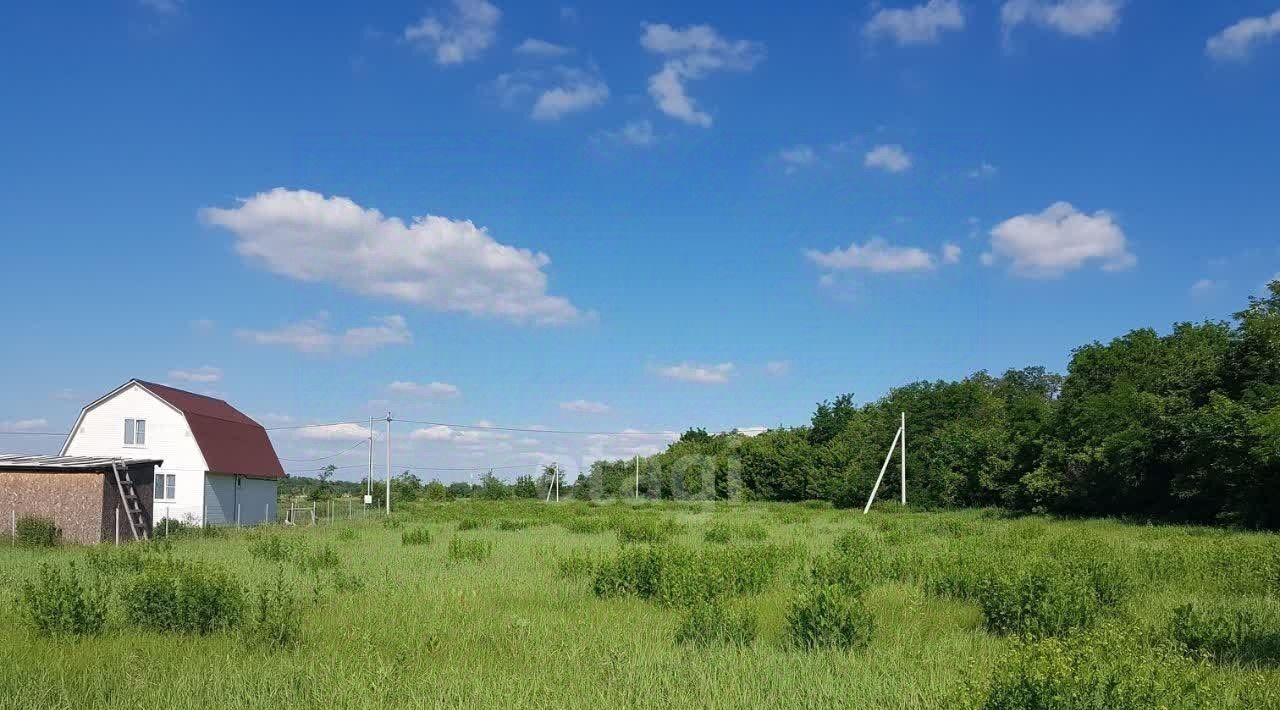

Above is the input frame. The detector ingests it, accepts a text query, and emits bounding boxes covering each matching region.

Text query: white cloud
[736,426,769,437]
[236,314,412,354]
[410,425,456,441]
[967,162,999,179]
[168,366,223,384]
[560,399,611,414]
[1206,10,1280,62]
[388,381,460,399]
[202,189,583,325]
[138,0,184,14]
[515,38,572,57]
[779,145,817,173]
[766,360,792,376]
[864,144,912,173]
[494,67,609,121]
[980,252,996,267]
[942,242,963,264]
[1001,0,1122,38]
[532,72,609,120]
[0,418,50,433]
[1190,278,1220,297]
[138,0,183,15]
[988,202,1136,277]
[657,362,735,384]
[404,0,501,66]
[596,120,657,147]
[806,237,937,273]
[295,423,376,441]
[256,414,295,427]
[52,389,80,402]
[865,0,965,46]
[640,23,765,127]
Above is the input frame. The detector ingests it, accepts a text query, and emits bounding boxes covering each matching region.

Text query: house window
[154,473,176,500]
[124,418,146,446]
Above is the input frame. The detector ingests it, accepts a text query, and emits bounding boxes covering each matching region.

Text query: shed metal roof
[0,454,163,472]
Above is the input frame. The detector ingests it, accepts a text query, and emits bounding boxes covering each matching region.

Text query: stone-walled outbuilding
[0,455,160,544]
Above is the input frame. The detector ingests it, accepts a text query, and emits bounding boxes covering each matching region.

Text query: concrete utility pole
[385,412,392,515]
[900,412,907,506]
[634,455,639,499]
[367,416,374,500]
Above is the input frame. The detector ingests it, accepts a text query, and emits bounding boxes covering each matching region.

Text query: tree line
[583,280,1280,528]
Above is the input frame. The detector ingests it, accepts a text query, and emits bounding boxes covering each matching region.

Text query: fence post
[11,509,15,546]
[115,507,120,546]
[236,503,241,528]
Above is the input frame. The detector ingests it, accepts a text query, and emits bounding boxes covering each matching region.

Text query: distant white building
[61,379,283,526]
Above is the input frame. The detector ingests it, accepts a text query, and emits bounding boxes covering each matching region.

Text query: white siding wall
[238,478,278,525]
[62,384,210,525]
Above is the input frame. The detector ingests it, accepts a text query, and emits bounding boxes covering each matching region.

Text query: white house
[61,379,283,526]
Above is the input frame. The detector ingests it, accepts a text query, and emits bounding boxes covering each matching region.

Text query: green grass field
[2,501,1279,709]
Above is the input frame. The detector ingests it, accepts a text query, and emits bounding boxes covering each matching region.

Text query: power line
[392,417,679,437]
[0,431,66,437]
[278,439,368,462]
[264,420,368,432]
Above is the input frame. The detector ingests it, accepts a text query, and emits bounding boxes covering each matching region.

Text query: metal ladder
[110,461,149,541]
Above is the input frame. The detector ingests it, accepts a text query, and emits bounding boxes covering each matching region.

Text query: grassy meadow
[2,501,1279,709]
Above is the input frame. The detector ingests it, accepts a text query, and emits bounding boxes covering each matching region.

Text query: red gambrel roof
[134,380,285,480]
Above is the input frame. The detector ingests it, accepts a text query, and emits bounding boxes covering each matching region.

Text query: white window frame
[124,418,147,447]
[154,472,176,501]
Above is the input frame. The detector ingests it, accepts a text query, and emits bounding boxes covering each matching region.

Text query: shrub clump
[615,518,675,545]
[785,584,875,651]
[495,518,535,531]
[448,537,493,562]
[296,543,340,574]
[242,573,302,648]
[975,555,1132,639]
[15,515,61,547]
[123,559,243,634]
[247,533,301,563]
[593,543,791,607]
[961,624,1212,710]
[151,517,200,539]
[20,563,108,637]
[674,600,758,647]
[456,518,485,531]
[556,549,599,579]
[401,527,433,546]
[561,517,611,534]
[1168,599,1280,665]
[704,521,768,544]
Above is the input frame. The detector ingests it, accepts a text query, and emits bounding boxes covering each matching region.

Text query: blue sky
[2,0,1278,481]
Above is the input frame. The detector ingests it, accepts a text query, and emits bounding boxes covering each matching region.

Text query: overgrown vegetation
[15,515,61,547]
[580,281,1280,528]
[4,501,1280,708]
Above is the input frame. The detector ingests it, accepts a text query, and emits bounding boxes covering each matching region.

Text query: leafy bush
[785,585,875,651]
[247,534,300,563]
[401,527,433,546]
[556,549,599,579]
[20,563,108,637]
[242,573,302,648]
[15,515,60,547]
[972,548,1133,639]
[150,517,199,539]
[704,520,768,544]
[448,537,492,562]
[961,624,1212,710]
[615,518,675,544]
[296,543,340,574]
[456,518,485,531]
[561,517,611,534]
[336,527,358,542]
[593,543,791,607]
[674,600,757,647]
[123,559,243,634]
[976,563,1104,638]
[85,545,151,576]
[1168,599,1280,665]
[495,519,534,532]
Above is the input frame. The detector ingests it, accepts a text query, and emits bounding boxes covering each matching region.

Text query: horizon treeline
[583,280,1280,528]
